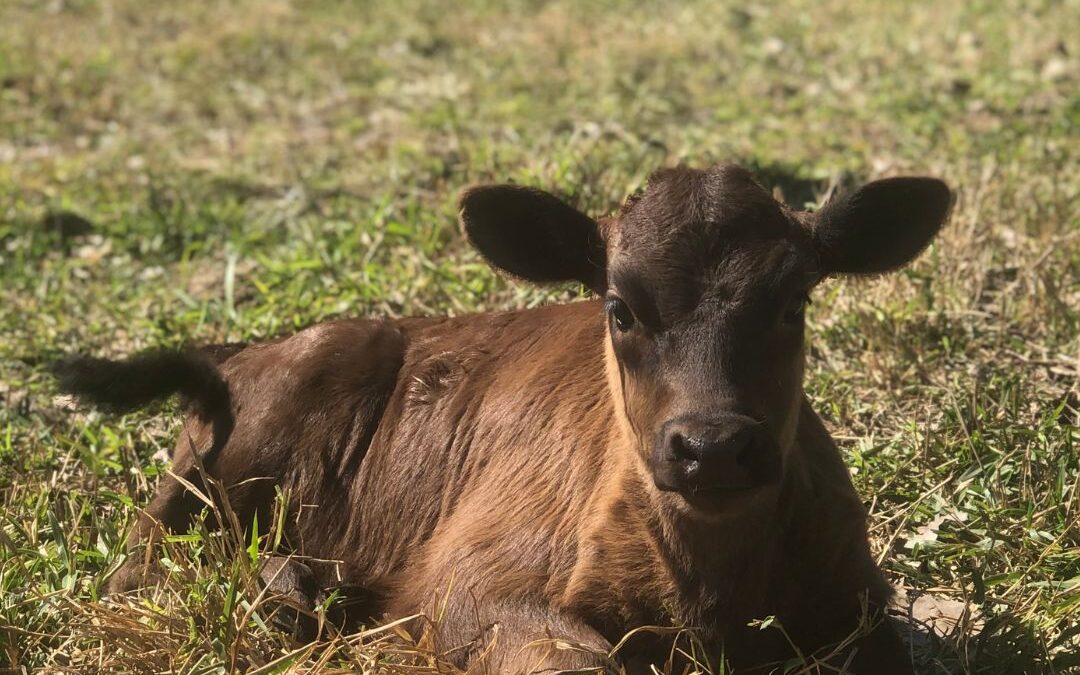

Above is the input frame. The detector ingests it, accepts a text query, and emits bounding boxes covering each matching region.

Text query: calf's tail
[52,348,233,414]
[54,347,247,462]
[53,345,246,460]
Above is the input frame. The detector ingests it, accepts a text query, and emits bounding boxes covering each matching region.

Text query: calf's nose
[662,417,758,491]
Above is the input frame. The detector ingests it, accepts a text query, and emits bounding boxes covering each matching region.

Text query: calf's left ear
[810,177,953,275]
[459,184,607,293]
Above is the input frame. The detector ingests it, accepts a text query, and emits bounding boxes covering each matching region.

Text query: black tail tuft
[52,349,230,415]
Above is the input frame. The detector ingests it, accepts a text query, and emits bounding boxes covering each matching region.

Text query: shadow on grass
[739,158,859,211]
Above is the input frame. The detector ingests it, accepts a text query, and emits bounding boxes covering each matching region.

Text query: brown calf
[56,163,951,673]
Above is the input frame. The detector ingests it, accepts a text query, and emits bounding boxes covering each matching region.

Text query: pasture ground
[1,1,1077,672]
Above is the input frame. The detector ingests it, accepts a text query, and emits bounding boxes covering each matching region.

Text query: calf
[56,163,951,673]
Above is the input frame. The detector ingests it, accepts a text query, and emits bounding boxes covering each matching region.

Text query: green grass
[1,0,1077,672]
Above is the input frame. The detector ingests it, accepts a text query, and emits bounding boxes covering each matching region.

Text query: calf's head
[461,164,951,514]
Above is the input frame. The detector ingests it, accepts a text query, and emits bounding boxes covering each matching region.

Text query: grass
[0,0,1077,672]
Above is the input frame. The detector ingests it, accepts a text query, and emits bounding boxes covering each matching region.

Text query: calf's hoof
[103,554,162,596]
[259,557,326,642]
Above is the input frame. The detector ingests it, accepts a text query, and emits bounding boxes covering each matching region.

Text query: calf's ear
[459,184,607,293]
[811,177,953,275]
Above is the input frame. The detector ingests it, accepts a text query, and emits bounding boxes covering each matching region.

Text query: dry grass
[1,0,1077,672]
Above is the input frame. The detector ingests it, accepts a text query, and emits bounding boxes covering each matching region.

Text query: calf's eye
[605,297,636,332]
[782,294,810,325]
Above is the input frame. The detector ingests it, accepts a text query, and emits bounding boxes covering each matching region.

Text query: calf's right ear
[459,184,607,294]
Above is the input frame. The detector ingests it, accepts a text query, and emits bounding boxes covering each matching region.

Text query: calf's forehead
[616,164,789,240]
[609,165,816,311]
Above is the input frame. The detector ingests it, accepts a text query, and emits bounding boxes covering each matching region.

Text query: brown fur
[60,163,953,674]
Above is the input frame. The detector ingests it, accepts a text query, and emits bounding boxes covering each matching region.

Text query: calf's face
[603,167,814,511]
[461,164,951,515]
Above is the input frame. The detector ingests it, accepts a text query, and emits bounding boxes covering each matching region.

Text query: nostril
[735,442,753,469]
[670,432,698,461]
[733,429,755,468]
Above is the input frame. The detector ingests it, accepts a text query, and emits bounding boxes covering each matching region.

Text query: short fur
[55,163,951,674]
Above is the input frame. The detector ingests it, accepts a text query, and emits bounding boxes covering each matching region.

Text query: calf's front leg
[842,618,912,675]
[409,595,617,674]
